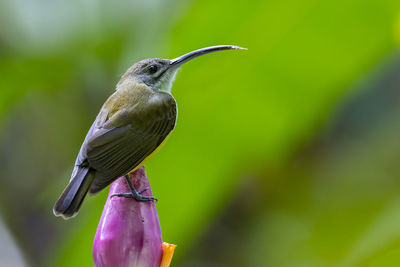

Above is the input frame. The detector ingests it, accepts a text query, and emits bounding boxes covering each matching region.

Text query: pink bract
[93,167,163,267]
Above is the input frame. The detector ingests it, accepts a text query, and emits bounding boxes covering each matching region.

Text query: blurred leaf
[0,0,399,266]
[156,0,400,253]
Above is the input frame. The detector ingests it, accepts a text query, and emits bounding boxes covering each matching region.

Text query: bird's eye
[148,65,158,74]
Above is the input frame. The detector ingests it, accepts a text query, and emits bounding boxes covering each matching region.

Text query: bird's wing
[70,109,109,182]
[83,93,177,193]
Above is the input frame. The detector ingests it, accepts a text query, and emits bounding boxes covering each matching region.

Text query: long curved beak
[170,45,246,67]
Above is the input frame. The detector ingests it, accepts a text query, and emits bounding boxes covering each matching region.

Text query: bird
[53,45,245,219]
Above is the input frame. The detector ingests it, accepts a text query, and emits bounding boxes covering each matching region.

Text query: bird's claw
[111,192,157,202]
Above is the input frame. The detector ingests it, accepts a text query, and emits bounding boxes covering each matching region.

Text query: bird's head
[119,45,246,93]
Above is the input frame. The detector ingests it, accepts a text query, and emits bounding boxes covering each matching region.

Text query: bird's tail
[53,167,95,219]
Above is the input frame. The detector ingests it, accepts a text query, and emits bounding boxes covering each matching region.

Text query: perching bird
[53,45,245,219]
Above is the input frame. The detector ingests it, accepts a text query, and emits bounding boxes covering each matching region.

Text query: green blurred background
[1,0,400,266]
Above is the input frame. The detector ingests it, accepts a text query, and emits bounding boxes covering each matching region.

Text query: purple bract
[93,167,163,267]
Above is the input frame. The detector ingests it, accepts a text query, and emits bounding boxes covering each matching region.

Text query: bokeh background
[1,0,400,266]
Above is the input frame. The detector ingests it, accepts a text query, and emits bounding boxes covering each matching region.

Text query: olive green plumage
[54,45,244,219]
[54,81,176,219]
[86,83,177,194]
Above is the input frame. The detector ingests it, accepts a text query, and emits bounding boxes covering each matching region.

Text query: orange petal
[160,242,176,267]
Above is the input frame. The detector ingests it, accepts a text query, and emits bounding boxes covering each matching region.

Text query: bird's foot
[110,176,157,202]
[138,188,149,194]
[111,192,157,202]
